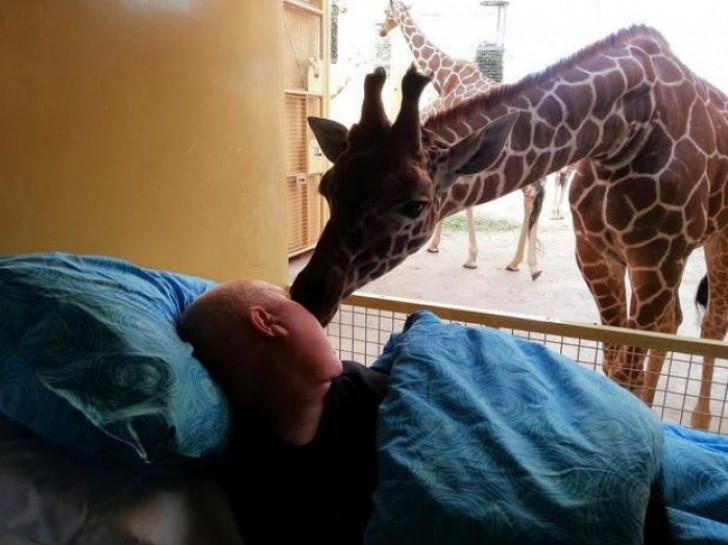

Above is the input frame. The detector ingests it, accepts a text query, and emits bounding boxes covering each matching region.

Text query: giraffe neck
[427,25,681,220]
[390,2,456,96]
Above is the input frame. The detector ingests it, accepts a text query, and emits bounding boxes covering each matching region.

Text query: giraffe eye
[396,200,427,219]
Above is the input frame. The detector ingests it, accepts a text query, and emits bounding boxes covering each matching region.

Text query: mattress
[0,415,242,545]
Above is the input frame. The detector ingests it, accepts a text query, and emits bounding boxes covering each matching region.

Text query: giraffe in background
[550,163,576,220]
[293,26,728,430]
[380,0,546,276]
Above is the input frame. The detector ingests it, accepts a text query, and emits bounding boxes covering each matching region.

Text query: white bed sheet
[0,416,243,545]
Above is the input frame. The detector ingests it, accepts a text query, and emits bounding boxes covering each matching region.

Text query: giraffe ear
[437,111,518,189]
[308,116,349,163]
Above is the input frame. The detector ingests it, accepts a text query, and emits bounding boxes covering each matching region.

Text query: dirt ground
[289,182,708,339]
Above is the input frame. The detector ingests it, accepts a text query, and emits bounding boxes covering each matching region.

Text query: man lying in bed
[178,280,671,545]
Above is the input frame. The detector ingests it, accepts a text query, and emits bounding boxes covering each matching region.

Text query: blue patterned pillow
[0,252,230,474]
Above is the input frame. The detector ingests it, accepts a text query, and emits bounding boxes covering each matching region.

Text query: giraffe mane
[424,24,671,133]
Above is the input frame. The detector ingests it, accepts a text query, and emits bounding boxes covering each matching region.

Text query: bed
[0,414,242,545]
[0,253,242,545]
[2,252,728,544]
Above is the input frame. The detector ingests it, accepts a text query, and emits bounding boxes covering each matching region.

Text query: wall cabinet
[283,0,329,257]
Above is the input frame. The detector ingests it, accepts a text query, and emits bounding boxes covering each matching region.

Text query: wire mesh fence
[326,293,728,435]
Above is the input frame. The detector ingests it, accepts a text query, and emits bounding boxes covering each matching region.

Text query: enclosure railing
[326,292,728,436]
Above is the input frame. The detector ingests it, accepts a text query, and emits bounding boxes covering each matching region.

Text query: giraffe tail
[695,273,708,318]
[530,178,546,255]
[529,178,545,229]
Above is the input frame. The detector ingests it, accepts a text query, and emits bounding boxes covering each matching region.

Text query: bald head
[179,279,344,443]
[178,280,287,398]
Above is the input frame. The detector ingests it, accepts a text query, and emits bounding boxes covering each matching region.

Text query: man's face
[273,290,344,383]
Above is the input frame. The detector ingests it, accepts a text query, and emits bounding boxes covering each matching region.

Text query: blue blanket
[366,310,728,544]
[662,424,728,542]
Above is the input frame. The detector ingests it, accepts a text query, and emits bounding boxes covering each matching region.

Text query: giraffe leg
[506,191,531,273]
[611,260,685,402]
[527,182,544,281]
[610,344,649,394]
[608,284,653,394]
[550,175,563,220]
[691,237,728,429]
[552,168,572,220]
[463,207,478,269]
[574,234,628,377]
[641,350,666,407]
[505,220,527,272]
[427,220,443,253]
[528,223,543,280]
[640,297,681,407]
[526,216,541,280]
[555,181,566,220]
[692,356,715,430]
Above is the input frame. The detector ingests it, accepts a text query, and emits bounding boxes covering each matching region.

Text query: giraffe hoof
[462,262,478,270]
[531,270,543,281]
[505,265,519,272]
[427,247,439,254]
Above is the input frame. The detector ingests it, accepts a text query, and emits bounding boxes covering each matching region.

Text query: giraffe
[550,164,576,220]
[291,25,728,429]
[379,0,546,275]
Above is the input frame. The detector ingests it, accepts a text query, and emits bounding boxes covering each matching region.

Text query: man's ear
[249,306,287,338]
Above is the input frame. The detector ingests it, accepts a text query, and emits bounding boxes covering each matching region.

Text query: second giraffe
[380,0,546,278]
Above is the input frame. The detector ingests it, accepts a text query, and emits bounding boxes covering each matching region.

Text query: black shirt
[225,361,389,545]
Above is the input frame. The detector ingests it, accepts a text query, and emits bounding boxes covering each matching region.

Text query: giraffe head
[379,0,409,37]
[290,66,518,325]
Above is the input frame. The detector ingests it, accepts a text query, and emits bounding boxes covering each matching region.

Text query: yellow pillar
[0,0,287,284]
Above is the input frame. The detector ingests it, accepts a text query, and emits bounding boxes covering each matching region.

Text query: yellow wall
[0,1,288,284]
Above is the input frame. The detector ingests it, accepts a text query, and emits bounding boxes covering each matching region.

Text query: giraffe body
[381,0,545,275]
[293,26,728,429]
